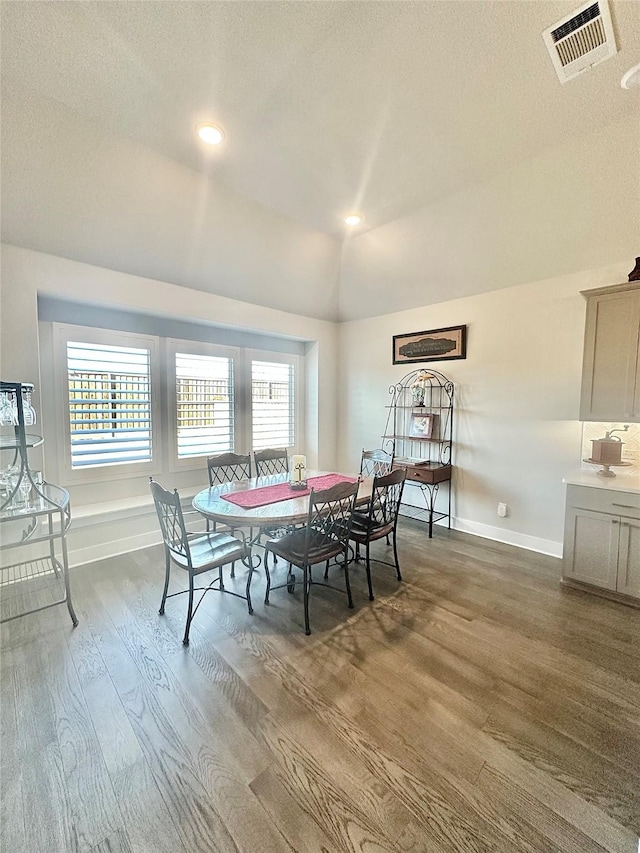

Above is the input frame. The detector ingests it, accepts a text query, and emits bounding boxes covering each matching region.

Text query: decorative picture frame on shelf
[409,413,434,439]
[393,325,467,365]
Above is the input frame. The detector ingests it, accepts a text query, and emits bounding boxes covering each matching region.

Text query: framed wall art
[409,413,435,439]
[393,324,467,365]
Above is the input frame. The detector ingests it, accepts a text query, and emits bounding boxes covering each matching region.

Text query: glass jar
[0,391,16,426]
[22,384,37,426]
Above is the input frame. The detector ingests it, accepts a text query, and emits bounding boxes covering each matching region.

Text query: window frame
[166,338,242,473]
[52,323,161,485]
[244,349,303,457]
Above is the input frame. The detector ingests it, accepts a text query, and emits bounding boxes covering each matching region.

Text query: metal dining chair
[253,447,289,477]
[207,451,252,486]
[359,448,393,478]
[348,468,406,601]
[253,447,291,566]
[150,478,253,645]
[264,480,359,635]
[206,452,253,535]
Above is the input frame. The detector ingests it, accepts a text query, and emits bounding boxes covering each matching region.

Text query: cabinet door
[616,517,640,599]
[563,508,619,590]
[579,288,640,422]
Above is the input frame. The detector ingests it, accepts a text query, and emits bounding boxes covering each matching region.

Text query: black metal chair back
[368,467,405,531]
[150,479,191,565]
[350,468,406,601]
[207,452,252,487]
[264,480,359,634]
[254,447,289,477]
[360,448,393,478]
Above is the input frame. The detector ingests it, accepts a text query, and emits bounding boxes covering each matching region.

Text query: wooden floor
[1,520,639,853]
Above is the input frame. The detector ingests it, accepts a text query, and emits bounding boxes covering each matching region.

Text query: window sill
[72,490,200,528]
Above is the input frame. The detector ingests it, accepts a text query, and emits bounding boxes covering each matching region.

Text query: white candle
[291,455,306,482]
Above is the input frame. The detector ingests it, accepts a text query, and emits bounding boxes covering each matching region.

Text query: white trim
[452,516,563,558]
[68,489,201,567]
[69,529,162,568]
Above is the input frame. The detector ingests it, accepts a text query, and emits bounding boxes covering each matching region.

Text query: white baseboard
[67,504,562,569]
[452,517,563,559]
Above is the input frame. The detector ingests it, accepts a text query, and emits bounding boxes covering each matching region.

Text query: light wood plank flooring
[1,521,639,852]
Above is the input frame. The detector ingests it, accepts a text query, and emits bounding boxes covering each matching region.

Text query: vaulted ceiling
[2,1,639,321]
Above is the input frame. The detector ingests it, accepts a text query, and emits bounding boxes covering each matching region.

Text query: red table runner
[221,473,357,509]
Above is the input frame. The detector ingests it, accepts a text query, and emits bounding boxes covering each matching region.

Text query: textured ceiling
[2,0,638,237]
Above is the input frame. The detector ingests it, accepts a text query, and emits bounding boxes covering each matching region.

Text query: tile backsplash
[581,422,639,475]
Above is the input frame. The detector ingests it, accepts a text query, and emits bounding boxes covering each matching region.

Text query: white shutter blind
[251,360,294,450]
[67,341,152,468]
[175,353,234,458]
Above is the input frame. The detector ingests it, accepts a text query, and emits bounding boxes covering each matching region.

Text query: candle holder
[290,459,307,490]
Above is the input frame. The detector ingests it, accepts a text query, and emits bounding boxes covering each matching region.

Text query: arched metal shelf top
[388,367,454,399]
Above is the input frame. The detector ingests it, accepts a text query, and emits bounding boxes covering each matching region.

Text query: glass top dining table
[192,470,373,527]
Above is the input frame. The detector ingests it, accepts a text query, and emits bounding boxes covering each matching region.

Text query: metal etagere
[0,381,77,626]
[383,368,454,537]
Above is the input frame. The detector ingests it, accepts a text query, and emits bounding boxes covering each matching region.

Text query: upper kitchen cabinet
[579,282,640,422]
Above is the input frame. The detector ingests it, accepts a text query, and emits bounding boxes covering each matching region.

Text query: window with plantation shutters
[251,360,295,450]
[51,324,301,485]
[175,352,234,458]
[66,341,152,468]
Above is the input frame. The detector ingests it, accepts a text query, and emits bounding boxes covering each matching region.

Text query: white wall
[338,260,633,556]
[1,244,339,564]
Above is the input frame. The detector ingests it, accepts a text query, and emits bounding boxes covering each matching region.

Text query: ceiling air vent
[542,0,617,84]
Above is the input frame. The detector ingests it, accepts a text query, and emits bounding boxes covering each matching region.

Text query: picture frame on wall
[393,324,467,365]
[409,413,435,439]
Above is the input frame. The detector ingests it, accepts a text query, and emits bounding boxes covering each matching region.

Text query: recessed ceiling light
[621,62,640,90]
[344,213,363,226]
[196,123,225,145]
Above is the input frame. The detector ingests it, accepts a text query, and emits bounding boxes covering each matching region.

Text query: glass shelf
[0,432,44,450]
[0,483,70,521]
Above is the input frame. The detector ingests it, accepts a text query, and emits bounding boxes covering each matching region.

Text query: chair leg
[264,550,272,604]
[246,557,254,615]
[230,561,235,579]
[393,529,402,581]
[183,571,195,645]
[303,564,311,635]
[365,541,374,601]
[343,550,354,609]
[323,559,329,580]
[159,551,170,614]
[219,566,224,590]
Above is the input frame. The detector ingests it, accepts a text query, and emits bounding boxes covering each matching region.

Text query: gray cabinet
[563,484,640,602]
[579,283,640,422]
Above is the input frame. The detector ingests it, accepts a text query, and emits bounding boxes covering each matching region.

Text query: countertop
[563,469,640,494]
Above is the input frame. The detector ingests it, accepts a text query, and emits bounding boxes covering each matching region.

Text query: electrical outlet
[497,502,508,518]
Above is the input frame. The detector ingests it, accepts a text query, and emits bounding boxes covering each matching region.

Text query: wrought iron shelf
[399,503,448,526]
[385,434,450,443]
[382,368,454,538]
[385,405,451,410]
